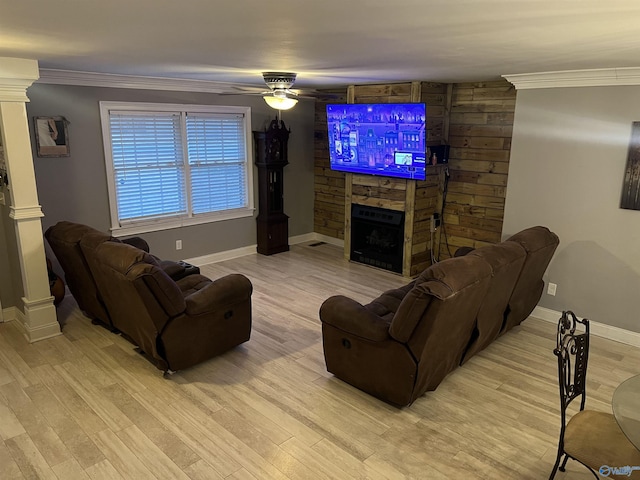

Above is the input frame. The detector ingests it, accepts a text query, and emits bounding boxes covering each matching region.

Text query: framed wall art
[621,121,640,210]
[34,116,70,157]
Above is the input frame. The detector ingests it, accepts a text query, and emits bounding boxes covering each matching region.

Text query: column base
[15,295,61,343]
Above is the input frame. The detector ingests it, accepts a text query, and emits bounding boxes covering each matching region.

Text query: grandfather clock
[254,118,290,255]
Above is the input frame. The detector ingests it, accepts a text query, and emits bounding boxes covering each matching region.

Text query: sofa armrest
[319,295,391,342]
[185,274,253,316]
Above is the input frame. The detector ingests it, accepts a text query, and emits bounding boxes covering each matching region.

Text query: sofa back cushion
[504,226,559,332]
[140,266,187,317]
[460,241,527,363]
[89,241,181,367]
[389,255,493,395]
[45,221,112,324]
[364,282,415,322]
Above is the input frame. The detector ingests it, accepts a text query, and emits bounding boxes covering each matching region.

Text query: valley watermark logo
[599,465,640,477]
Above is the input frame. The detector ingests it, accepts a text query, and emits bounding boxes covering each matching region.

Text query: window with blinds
[186,113,247,214]
[100,102,253,236]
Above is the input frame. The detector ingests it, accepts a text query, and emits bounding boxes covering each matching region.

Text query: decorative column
[0,57,60,341]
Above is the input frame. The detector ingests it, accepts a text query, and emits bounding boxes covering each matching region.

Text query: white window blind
[109,111,187,222]
[101,102,253,235]
[186,113,247,214]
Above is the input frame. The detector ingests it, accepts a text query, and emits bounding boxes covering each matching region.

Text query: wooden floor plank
[5,433,59,480]
[0,439,25,479]
[0,242,637,479]
[0,381,71,468]
[23,382,105,470]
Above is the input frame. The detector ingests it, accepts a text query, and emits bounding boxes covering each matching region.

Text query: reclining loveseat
[45,221,198,330]
[87,240,252,372]
[320,226,559,406]
[45,221,253,372]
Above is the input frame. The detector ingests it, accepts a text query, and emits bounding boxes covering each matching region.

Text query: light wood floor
[1,242,639,479]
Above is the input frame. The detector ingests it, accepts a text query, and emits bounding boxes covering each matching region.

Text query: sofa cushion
[460,241,527,363]
[365,283,414,321]
[389,255,492,344]
[503,226,560,332]
[45,221,111,323]
[176,274,212,297]
[140,267,187,318]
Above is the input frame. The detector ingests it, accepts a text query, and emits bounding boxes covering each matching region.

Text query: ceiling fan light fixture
[264,95,298,110]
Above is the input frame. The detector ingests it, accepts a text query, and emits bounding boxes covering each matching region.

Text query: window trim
[99,101,254,237]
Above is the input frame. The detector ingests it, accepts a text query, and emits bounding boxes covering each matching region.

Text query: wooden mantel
[344,168,443,277]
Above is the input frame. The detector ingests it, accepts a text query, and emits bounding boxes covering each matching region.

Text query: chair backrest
[389,254,493,398]
[503,226,559,333]
[554,311,590,423]
[460,241,527,363]
[44,221,112,325]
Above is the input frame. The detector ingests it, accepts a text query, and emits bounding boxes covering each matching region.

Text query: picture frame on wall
[34,116,70,157]
[621,121,640,210]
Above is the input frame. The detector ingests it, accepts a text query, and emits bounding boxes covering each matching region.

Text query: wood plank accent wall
[314,90,347,240]
[438,80,516,258]
[313,79,516,276]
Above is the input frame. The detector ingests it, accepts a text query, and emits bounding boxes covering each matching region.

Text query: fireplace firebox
[350,204,404,274]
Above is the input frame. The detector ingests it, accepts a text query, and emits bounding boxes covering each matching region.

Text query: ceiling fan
[228,72,341,110]
[261,72,300,110]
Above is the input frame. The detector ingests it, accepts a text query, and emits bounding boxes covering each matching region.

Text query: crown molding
[0,57,39,102]
[36,68,257,94]
[503,67,640,90]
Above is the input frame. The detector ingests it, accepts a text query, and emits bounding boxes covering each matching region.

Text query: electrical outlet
[547,282,557,296]
[176,240,182,250]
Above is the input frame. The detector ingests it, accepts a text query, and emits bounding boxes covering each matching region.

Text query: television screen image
[326,103,427,181]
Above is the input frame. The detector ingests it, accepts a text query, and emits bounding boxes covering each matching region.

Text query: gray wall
[504,85,640,333]
[26,83,316,264]
[0,188,20,310]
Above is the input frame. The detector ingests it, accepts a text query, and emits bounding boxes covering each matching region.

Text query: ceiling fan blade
[216,72,346,101]
[230,85,269,94]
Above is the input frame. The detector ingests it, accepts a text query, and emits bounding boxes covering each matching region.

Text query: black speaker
[427,144,450,165]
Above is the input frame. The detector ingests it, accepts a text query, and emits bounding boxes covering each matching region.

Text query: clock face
[254,122,288,165]
[268,137,281,161]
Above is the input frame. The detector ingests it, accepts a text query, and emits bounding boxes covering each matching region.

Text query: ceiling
[3,0,640,90]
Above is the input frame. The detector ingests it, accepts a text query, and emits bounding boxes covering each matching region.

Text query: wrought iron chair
[549,311,640,479]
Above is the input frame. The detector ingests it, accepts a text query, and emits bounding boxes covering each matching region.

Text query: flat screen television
[326,103,427,180]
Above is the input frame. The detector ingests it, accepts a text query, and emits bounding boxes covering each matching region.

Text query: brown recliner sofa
[45,221,252,372]
[319,226,559,407]
[45,221,197,330]
[86,240,252,372]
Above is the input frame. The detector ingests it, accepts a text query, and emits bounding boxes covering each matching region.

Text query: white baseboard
[184,245,257,267]
[184,232,344,266]
[532,306,640,348]
[2,306,20,323]
[2,306,26,334]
